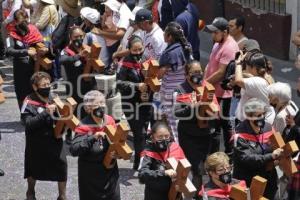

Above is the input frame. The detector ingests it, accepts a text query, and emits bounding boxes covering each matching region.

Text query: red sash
[75,115,116,135]
[9,24,43,45]
[140,142,186,162]
[23,97,48,108]
[198,180,246,199]
[64,46,77,56]
[236,130,274,144]
[121,61,142,70]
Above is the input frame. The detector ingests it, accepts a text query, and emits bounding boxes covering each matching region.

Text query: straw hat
[55,0,81,17]
[40,0,55,5]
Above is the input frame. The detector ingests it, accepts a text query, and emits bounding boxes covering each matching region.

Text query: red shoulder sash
[9,24,43,45]
[75,115,116,135]
[236,130,274,144]
[140,142,186,162]
[121,61,142,70]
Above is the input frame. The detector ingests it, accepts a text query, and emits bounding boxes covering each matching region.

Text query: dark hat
[135,8,152,23]
[207,17,228,32]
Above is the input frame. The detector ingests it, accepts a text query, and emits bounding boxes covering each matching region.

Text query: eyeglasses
[155,135,171,141]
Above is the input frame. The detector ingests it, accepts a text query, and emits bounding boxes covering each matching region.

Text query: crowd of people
[0,0,300,200]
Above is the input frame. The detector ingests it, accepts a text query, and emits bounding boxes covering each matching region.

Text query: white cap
[102,0,121,12]
[80,7,100,24]
[130,6,143,21]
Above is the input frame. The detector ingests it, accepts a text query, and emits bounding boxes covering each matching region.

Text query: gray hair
[83,90,105,113]
[244,98,267,115]
[268,82,291,103]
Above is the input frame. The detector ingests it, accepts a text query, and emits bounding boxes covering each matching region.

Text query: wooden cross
[142,59,161,92]
[82,43,105,81]
[103,122,133,168]
[230,176,268,200]
[52,96,80,138]
[0,75,5,104]
[166,157,197,200]
[29,43,52,72]
[195,82,219,128]
[268,132,299,177]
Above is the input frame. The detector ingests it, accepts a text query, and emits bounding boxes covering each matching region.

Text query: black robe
[59,45,96,119]
[21,93,67,181]
[70,115,120,200]
[175,80,220,174]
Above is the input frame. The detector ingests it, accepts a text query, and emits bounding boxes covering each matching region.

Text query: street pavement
[1,31,300,199]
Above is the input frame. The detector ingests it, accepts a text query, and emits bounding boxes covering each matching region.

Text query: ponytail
[165,22,193,61]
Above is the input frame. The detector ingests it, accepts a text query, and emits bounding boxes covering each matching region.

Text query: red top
[9,24,43,45]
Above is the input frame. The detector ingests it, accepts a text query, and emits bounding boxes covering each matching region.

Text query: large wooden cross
[230,176,268,200]
[29,43,52,72]
[82,43,105,81]
[269,132,299,177]
[0,75,5,104]
[166,157,197,200]
[142,59,161,92]
[103,122,133,168]
[194,82,219,128]
[52,96,80,138]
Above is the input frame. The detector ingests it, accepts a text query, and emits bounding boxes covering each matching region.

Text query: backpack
[220,60,236,90]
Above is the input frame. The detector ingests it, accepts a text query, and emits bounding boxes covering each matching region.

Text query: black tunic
[6,38,34,110]
[233,120,278,199]
[70,115,120,200]
[59,45,96,118]
[21,93,67,181]
[175,80,220,174]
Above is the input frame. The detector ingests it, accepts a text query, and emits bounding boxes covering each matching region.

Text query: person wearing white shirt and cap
[81,7,109,67]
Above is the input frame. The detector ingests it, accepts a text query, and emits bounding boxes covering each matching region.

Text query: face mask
[190,74,203,85]
[73,38,83,48]
[93,106,105,119]
[131,52,143,61]
[253,117,265,128]
[37,87,50,98]
[15,22,29,36]
[219,171,232,184]
[155,139,170,152]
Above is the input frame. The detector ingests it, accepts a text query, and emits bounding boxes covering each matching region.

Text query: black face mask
[93,106,105,119]
[190,74,203,85]
[73,38,83,48]
[253,117,265,128]
[37,87,50,98]
[131,52,143,61]
[15,22,29,36]
[155,139,171,152]
[219,171,232,184]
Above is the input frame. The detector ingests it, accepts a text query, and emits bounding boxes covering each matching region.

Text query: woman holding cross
[70,90,120,200]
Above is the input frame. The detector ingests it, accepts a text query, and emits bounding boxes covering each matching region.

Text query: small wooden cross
[269,132,299,177]
[52,96,80,138]
[29,43,52,72]
[230,176,268,200]
[166,157,197,200]
[82,43,105,81]
[103,122,133,168]
[196,82,219,128]
[142,59,161,92]
[0,75,5,104]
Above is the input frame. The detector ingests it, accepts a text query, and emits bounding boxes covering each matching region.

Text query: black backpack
[220,60,236,90]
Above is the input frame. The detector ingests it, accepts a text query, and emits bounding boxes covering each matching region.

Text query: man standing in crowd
[204,17,239,155]
[228,15,248,50]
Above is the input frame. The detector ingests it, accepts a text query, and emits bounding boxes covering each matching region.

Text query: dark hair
[164,22,193,61]
[247,52,269,77]
[14,9,29,22]
[30,71,51,86]
[127,35,143,49]
[150,121,171,136]
[185,60,202,75]
[69,26,82,37]
[230,15,245,32]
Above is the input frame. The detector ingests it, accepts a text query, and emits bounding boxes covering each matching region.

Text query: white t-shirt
[274,101,299,133]
[142,23,167,60]
[2,0,22,23]
[120,27,144,51]
[83,32,109,67]
[117,3,133,30]
[236,76,275,124]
